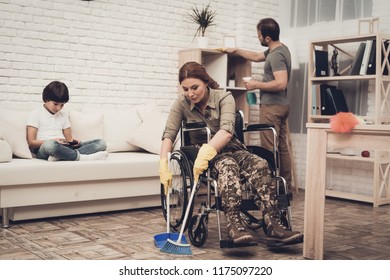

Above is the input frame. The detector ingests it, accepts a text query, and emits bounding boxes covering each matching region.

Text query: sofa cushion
[0,139,13,162]
[128,109,168,154]
[69,109,104,142]
[136,102,159,121]
[0,152,159,186]
[102,108,142,152]
[0,109,32,159]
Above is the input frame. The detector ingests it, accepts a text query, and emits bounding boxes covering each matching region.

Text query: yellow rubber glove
[193,144,217,183]
[159,158,172,195]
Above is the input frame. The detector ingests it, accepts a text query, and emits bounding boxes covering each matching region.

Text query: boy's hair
[42,81,69,103]
[257,18,280,41]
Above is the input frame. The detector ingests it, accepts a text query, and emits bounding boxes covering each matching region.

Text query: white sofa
[0,103,170,228]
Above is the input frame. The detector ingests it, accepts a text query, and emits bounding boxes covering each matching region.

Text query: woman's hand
[193,144,217,183]
[159,158,172,195]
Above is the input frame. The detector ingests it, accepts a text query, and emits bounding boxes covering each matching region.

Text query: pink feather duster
[330,112,359,133]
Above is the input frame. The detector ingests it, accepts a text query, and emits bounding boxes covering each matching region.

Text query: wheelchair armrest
[244,123,275,132]
[181,122,212,145]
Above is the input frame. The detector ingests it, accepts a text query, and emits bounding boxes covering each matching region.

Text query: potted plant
[189,3,216,48]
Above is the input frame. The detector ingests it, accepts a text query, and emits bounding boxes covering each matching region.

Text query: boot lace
[228,210,245,231]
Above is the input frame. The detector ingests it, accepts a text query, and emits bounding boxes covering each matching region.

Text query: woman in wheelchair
[159,61,303,246]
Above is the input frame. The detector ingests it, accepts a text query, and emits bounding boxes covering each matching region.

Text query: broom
[154,187,174,248]
[160,180,198,255]
[154,153,187,248]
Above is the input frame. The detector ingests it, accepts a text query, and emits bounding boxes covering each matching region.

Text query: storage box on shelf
[178,48,252,123]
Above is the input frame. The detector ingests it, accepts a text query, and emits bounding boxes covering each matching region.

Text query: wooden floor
[1,191,390,260]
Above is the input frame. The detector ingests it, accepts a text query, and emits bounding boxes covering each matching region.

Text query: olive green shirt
[162,88,236,145]
[261,44,291,105]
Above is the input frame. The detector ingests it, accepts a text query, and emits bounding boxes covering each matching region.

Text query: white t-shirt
[27,105,71,140]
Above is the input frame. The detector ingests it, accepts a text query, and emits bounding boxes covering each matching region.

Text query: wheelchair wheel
[161,150,195,232]
[188,214,208,247]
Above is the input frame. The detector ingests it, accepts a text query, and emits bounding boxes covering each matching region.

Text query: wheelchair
[160,110,295,249]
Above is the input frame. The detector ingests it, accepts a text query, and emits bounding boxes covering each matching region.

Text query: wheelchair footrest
[220,239,258,249]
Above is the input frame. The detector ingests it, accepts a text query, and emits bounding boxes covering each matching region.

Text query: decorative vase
[197,37,209,49]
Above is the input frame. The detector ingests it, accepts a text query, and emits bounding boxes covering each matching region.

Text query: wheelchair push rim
[160,150,195,232]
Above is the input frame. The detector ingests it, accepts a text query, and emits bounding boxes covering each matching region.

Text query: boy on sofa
[26,81,108,161]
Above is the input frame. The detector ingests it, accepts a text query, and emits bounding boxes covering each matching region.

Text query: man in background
[225,18,294,197]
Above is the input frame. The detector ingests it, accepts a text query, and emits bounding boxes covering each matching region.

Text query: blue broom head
[160,238,192,255]
[154,233,187,249]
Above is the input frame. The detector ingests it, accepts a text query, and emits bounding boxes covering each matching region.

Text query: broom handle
[166,152,171,234]
[177,181,198,242]
[166,188,170,233]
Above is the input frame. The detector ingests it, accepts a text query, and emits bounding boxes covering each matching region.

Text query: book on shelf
[366,40,376,75]
[319,85,348,115]
[319,84,336,115]
[311,84,321,115]
[363,39,390,75]
[325,87,349,115]
[349,42,366,75]
[315,50,329,77]
[359,40,373,75]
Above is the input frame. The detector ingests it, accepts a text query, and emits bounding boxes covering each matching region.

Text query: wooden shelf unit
[178,48,252,123]
[326,149,390,207]
[308,33,390,125]
[306,33,390,206]
[304,124,390,260]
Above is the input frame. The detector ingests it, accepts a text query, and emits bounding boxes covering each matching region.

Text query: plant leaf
[189,3,216,37]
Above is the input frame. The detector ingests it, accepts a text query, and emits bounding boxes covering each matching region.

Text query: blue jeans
[36,139,107,161]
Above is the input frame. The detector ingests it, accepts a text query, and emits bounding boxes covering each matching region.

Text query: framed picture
[223,36,236,48]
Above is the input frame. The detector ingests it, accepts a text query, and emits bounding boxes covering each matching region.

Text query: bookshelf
[308,33,390,125]
[305,33,390,207]
[178,48,252,123]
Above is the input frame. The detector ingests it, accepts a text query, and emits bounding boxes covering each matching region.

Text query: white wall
[0,0,278,110]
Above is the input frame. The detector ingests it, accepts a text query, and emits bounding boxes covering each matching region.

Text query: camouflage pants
[210,149,277,212]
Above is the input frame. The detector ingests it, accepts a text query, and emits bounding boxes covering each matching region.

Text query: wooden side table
[303,123,390,259]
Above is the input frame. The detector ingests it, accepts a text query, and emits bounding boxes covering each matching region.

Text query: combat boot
[264,208,303,245]
[225,207,254,244]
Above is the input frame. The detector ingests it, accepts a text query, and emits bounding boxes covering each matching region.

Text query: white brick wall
[326,159,374,196]
[0,0,276,110]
